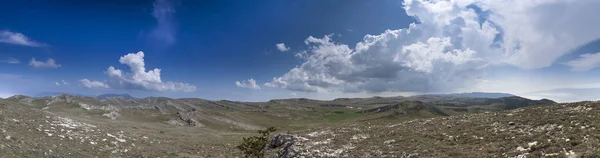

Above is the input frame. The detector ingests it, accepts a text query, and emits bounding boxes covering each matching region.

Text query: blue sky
[1,0,600,102]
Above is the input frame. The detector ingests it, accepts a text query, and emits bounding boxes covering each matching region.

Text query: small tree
[237,127,277,158]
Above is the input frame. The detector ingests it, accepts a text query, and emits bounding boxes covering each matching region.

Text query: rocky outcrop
[266,134,297,158]
[169,111,203,127]
[102,111,121,120]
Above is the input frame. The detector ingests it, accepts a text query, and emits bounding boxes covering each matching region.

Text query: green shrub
[237,127,277,158]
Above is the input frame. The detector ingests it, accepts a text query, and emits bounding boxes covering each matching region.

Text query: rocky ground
[0,100,245,157]
[266,102,600,158]
[1,95,599,157]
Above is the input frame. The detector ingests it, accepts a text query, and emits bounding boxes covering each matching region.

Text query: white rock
[116,138,126,143]
[544,153,559,156]
[516,146,528,152]
[350,134,369,140]
[528,141,538,148]
[384,139,396,144]
[565,150,577,158]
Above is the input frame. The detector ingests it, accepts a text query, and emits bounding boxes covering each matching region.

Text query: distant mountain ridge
[32,92,89,98]
[97,94,135,99]
[418,92,515,98]
[32,92,135,99]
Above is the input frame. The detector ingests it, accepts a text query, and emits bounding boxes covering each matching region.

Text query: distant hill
[355,96,555,120]
[97,94,135,99]
[31,92,88,98]
[418,92,515,98]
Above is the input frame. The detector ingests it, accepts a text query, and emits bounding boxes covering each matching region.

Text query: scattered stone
[527,141,538,148]
[384,139,396,144]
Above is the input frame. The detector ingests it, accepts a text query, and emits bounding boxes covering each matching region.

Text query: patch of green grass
[323,113,365,122]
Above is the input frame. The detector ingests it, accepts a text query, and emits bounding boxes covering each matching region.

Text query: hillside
[0,94,574,157]
[265,101,600,157]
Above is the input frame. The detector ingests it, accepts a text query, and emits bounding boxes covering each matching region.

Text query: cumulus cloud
[263,0,600,93]
[79,79,109,89]
[150,0,176,46]
[1,57,19,64]
[235,78,261,90]
[467,0,600,69]
[0,30,46,47]
[62,80,69,85]
[563,52,600,71]
[55,82,59,86]
[81,51,196,92]
[276,43,290,52]
[294,51,308,59]
[29,58,61,68]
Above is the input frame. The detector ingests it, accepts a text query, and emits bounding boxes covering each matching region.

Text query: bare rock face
[174,111,204,127]
[266,134,297,158]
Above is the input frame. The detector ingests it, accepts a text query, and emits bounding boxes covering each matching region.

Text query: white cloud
[276,43,290,52]
[235,78,261,90]
[29,58,61,68]
[1,57,19,64]
[0,30,46,47]
[294,50,308,59]
[55,82,60,86]
[563,52,600,71]
[79,79,109,89]
[150,0,176,46]
[62,80,69,85]
[82,51,196,92]
[263,0,600,94]
[470,0,600,69]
